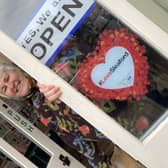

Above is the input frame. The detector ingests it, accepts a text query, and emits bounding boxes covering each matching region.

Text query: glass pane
[0,0,167,141]
[48,3,168,139]
[0,0,41,39]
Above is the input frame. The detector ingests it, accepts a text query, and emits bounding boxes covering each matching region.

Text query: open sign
[17,0,95,64]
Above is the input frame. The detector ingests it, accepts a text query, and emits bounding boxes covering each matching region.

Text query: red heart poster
[76,29,150,101]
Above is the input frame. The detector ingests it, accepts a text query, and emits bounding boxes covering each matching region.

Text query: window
[0,1,168,167]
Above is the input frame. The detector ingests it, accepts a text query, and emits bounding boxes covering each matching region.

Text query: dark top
[30,87,112,168]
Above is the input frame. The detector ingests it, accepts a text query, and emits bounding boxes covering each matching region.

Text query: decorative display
[76,29,150,101]
[48,4,167,138]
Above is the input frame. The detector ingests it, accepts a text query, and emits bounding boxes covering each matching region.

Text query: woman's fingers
[45,88,62,103]
[42,85,60,96]
[37,83,62,103]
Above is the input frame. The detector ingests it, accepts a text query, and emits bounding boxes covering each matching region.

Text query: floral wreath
[76,28,150,101]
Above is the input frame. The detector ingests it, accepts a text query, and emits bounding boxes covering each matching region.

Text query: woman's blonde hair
[0,63,32,100]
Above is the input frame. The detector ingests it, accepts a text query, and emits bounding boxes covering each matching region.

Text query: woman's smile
[0,69,31,98]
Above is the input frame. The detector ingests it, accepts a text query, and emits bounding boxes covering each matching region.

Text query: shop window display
[0,1,167,167]
[46,4,168,139]
[1,0,167,140]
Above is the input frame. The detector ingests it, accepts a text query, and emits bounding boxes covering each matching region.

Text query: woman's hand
[37,83,62,103]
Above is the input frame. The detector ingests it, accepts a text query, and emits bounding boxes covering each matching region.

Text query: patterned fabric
[30,88,113,168]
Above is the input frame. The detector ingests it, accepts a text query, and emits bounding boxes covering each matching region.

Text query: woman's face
[0,69,31,98]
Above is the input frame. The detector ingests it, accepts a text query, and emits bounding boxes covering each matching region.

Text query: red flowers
[40,117,50,126]
[79,125,90,135]
[76,29,150,101]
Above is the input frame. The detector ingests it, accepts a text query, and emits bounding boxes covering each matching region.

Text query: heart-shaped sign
[76,29,149,101]
[91,46,134,89]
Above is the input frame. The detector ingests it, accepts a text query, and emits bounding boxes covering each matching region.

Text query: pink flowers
[76,29,150,101]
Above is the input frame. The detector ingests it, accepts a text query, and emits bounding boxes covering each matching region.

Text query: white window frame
[0,0,168,167]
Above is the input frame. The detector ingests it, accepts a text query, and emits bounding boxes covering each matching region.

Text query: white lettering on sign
[17,0,95,64]
[91,46,134,89]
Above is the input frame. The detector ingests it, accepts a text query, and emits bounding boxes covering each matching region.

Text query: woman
[0,63,114,168]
